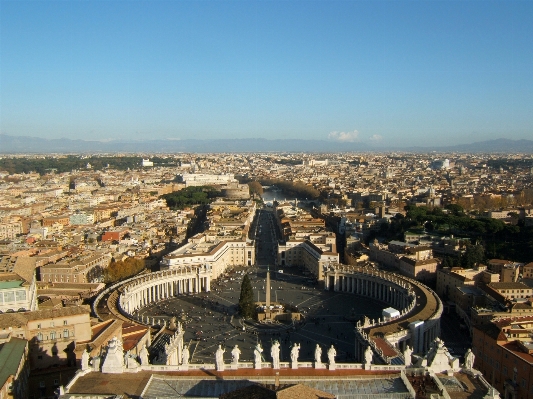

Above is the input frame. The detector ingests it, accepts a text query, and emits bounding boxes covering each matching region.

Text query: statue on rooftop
[231,345,241,364]
[403,345,412,367]
[364,346,373,365]
[254,343,263,369]
[464,348,475,370]
[182,344,189,365]
[81,348,90,371]
[314,344,322,365]
[327,345,336,366]
[271,340,280,369]
[139,344,149,366]
[290,343,300,365]
[215,345,225,371]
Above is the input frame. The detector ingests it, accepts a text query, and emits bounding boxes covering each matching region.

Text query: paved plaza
[133,264,385,364]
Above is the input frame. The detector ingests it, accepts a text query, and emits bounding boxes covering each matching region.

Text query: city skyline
[1,0,532,147]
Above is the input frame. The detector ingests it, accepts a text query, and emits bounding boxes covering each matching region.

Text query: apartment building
[0,305,91,369]
[39,252,111,284]
[473,317,533,398]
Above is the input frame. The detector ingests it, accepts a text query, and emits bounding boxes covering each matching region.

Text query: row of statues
[82,335,475,375]
[214,341,338,370]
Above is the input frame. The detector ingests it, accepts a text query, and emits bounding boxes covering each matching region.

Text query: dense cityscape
[0,152,532,398]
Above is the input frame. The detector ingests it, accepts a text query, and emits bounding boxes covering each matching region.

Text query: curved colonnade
[98,263,442,365]
[117,265,211,323]
[324,265,442,364]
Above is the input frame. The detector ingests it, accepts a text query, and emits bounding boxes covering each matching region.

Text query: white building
[179,173,237,187]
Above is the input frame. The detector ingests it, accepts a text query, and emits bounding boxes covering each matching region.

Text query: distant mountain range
[1,134,532,154]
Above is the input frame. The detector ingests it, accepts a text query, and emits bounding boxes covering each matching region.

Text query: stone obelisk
[266,266,271,309]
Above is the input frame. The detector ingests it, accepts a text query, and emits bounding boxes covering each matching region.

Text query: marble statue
[271,340,280,369]
[231,345,241,364]
[314,344,322,365]
[125,352,140,369]
[327,345,336,365]
[81,348,90,371]
[464,348,475,370]
[254,343,263,368]
[290,343,300,364]
[182,344,189,365]
[364,346,373,365]
[92,356,101,371]
[139,344,149,366]
[169,316,177,330]
[403,345,412,367]
[215,345,225,370]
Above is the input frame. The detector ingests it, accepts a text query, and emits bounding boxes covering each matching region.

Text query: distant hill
[410,138,533,153]
[0,134,532,153]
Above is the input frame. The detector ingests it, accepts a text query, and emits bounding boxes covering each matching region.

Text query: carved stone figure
[92,356,101,371]
[182,344,189,365]
[139,344,149,366]
[364,346,373,365]
[314,344,322,365]
[215,345,225,371]
[271,340,280,369]
[231,345,241,364]
[254,343,263,368]
[290,343,300,364]
[81,349,90,371]
[125,352,140,369]
[327,345,336,365]
[169,316,177,330]
[403,345,412,367]
[464,348,475,370]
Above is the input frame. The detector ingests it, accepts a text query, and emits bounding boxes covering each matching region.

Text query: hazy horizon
[1,1,532,147]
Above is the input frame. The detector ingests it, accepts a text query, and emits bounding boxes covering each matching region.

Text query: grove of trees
[104,257,146,283]
[371,204,533,263]
[161,186,221,209]
[0,156,179,175]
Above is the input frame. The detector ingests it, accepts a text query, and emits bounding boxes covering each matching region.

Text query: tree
[248,181,263,196]
[460,244,485,269]
[238,274,255,319]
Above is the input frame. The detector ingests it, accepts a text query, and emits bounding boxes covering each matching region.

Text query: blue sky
[1,0,532,147]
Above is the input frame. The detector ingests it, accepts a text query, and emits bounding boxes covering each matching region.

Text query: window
[50,331,56,340]
[54,379,59,386]
[50,321,55,327]
[37,323,41,329]
[39,381,45,388]
[63,320,68,326]
[63,329,69,338]
[37,333,43,341]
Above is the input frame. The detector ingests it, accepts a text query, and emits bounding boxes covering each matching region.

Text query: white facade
[161,239,255,279]
[180,173,237,187]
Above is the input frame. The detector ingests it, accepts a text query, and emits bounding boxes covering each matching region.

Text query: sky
[1,0,532,147]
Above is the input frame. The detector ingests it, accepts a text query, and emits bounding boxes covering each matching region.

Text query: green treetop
[238,274,255,319]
